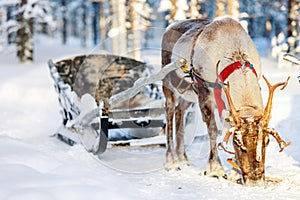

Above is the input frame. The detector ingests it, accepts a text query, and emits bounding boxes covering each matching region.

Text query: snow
[1,35,300,200]
[0,1,20,7]
[158,0,173,12]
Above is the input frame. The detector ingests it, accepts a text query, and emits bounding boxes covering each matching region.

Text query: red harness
[215,61,258,117]
[219,61,257,82]
[191,61,258,118]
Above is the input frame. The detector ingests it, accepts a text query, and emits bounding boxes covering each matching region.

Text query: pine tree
[17,0,34,62]
[287,0,300,54]
[2,1,56,61]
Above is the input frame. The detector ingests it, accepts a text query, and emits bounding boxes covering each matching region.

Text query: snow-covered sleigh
[48,54,166,155]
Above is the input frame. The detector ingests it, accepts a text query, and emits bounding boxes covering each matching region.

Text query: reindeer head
[221,75,290,185]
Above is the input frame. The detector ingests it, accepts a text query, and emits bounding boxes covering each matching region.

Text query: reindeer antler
[265,128,291,152]
[261,76,290,126]
[218,128,235,154]
[222,83,241,126]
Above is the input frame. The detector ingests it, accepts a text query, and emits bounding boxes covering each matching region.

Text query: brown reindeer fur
[162,19,225,176]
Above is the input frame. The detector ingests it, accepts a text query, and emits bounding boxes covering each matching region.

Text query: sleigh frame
[48,54,166,155]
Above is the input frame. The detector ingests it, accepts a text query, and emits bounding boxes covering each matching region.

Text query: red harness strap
[214,61,258,118]
[213,88,225,118]
[219,61,257,82]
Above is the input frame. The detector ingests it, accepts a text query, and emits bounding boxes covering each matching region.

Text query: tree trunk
[17,0,34,62]
[0,10,3,51]
[98,1,106,50]
[92,2,99,46]
[99,0,107,50]
[117,0,127,54]
[70,10,78,38]
[62,0,67,45]
[215,0,226,17]
[169,0,177,22]
[287,0,300,54]
[7,6,16,44]
[169,0,188,22]
[81,1,87,48]
[228,0,239,19]
[130,0,142,60]
[110,0,127,55]
[110,0,118,54]
[189,0,201,19]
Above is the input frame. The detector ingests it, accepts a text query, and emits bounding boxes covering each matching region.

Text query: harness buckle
[176,75,193,94]
[178,58,191,73]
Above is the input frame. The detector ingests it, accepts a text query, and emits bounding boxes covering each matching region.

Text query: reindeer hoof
[227,169,242,183]
[236,178,243,184]
[204,160,226,179]
[164,162,181,171]
[178,158,191,167]
[203,170,227,179]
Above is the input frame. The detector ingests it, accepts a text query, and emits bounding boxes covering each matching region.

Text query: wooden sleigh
[48,54,166,155]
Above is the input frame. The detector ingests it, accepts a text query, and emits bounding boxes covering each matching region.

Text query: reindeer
[161,17,290,185]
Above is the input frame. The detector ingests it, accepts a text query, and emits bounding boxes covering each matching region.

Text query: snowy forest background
[0,0,300,64]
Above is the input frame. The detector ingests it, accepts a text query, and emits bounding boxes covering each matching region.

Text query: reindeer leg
[198,87,225,178]
[175,98,192,167]
[266,128,291,152]
[163,85,179,171]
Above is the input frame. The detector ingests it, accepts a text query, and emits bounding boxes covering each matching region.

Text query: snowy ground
[1,36,300,200]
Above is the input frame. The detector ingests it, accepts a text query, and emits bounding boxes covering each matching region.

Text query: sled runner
[48,54,166,155]
[283,54,300,82]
